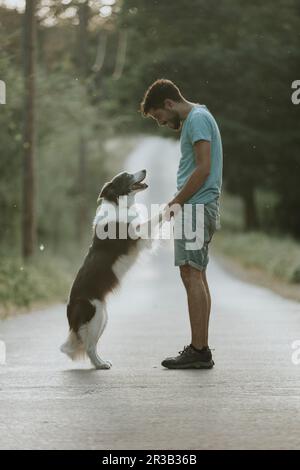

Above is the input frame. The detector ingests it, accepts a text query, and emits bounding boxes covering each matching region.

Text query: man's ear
[97,181,117,204]
[164,98,173,110]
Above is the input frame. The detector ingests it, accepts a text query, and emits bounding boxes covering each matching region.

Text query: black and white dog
[60,169,163,369]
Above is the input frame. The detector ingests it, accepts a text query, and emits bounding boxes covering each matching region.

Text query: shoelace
[178,345,215,355]
[178,345,190,355]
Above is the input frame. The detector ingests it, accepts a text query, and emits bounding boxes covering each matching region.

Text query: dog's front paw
[95,359,112,370]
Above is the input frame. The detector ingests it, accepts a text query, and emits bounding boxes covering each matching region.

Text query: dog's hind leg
[78,299,111,369]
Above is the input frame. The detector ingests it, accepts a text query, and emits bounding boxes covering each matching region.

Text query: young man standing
[140,79,223,369]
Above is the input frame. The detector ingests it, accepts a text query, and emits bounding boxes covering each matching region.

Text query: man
[140,79,223,369]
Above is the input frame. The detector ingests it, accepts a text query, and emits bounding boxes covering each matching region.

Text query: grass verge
[213,230,300,302]
[0,253,73,320]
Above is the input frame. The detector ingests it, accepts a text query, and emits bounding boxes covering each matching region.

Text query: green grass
[0,252,73,319]
[214,192,300,284]
[214,230,300,284]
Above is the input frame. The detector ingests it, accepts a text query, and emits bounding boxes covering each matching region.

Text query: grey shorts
[174,198,221,271]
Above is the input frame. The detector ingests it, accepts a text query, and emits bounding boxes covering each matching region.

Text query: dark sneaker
[161,345,214,369]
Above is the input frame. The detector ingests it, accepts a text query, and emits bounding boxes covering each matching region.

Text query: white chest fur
[112,241,143,282]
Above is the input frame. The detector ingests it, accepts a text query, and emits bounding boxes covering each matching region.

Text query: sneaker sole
[162,360,215,370]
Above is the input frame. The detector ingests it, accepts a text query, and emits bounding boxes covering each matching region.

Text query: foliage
[109,0,300,235]
[214,230,300,284]
[0,0,300,312]
[0,252,72,318]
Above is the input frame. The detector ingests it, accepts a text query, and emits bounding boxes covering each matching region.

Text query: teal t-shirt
[177,104,223,204]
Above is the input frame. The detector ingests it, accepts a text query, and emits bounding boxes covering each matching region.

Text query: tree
[76,0,90,243]
[111,0,300,235]
[22,0,37,258]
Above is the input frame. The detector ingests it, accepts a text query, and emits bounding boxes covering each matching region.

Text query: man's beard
[168,113,181,131]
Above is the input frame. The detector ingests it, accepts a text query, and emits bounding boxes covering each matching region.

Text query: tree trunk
[76,0,89,243]
[113,30,127,80]
[77,135,88,242]
[78,0,89,76]
[92,31,107,73]
[242,187,259,231]
[22,0,37,259]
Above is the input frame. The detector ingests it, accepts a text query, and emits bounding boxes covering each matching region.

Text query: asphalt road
[1,137,300,450]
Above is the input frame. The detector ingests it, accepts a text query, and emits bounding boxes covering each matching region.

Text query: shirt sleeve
[188,113,212,145]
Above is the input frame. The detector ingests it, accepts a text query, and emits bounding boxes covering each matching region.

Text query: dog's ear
[97,182,117,204]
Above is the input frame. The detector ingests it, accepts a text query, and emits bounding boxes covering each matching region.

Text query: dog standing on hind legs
[60,169,164,369]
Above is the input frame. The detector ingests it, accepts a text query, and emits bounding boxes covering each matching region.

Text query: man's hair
[140,79,184,116]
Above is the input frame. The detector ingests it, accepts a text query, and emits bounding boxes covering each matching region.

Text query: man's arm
[168,140,211,209]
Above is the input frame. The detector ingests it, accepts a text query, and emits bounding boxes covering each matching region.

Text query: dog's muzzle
[131,169,148,190]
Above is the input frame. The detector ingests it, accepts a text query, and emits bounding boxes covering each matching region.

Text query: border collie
[60,169,163,369]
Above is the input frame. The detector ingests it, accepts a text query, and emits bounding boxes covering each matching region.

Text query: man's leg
[161,263,214,369]
[180,265,209,350]
[202,269,211,346]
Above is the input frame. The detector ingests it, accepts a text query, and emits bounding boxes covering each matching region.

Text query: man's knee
[180,264,203,288]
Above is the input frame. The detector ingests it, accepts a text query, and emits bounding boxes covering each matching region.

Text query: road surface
[1,137,300,450]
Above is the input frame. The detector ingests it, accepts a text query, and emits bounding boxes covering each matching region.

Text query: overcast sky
[0,0,115,16]
[0,0,25,10]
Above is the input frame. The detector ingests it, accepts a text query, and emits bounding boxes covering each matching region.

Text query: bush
[214,230,300,284]
[0,253,72,318]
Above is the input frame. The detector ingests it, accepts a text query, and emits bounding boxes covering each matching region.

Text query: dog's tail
[61,299,97,361]
[60,330,86,361]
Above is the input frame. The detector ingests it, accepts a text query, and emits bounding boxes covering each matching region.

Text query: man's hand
[163,199,182,222]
